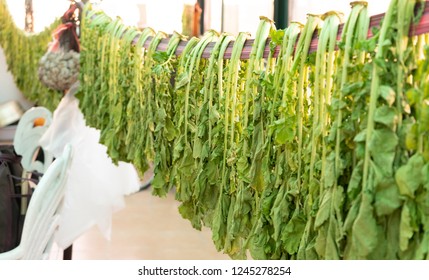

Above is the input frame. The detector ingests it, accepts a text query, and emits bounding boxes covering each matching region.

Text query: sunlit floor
[51,188,230,260]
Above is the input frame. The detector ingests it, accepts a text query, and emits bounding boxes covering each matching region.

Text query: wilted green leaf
[368,128,398,176]
[395,154,424,198]
[354,129,366,143]
[374,105,399,129]
[164,118,178,141]
[275,126,295,144]
[347,161,363,199]
[414,232,429,260]
[406,88,420,105]
[342,81,364,94]
[193,137,203,158]
[379,85,396,106]
[270,29,285,46]
[405,123,418,151]
[350,197,379,258]
[324,153,336,188]
[315,190,332,228]
[374,179,402,216]
[343,196,360,232]
[399,203,414,252]
[153,51,169,63]
[281,211,306,255]
[420,101,429,132]
[175,73,190,89]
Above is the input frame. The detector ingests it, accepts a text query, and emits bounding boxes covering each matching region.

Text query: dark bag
[0,145,32,253]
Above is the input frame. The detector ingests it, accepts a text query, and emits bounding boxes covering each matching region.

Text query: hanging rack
[75,1,429,59]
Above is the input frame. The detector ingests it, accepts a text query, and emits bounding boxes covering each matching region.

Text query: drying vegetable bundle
[78,0,429,259]
[77,6,183,178]
[151,31,187,196]
[0,0,62,110]
[78,8,153,173]
[38,49,80,91]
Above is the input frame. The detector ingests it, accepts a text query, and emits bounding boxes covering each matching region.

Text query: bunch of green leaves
[396,36,429,260]
[206,33,237,253]
[137,31,169,168]
[172,31,218,230]
[77,8,111,128]
[218,30,252,259]
[151,32,185,196]
[267,15,320,260]
[124,27,155,175]
[102,27,141,163]
[265,22,302,260]
[297,11,342,260]
[233,18,277,260]
[77,1,429,261]
[0,0,62,110]
[78,6,157,175]
[185,33,236,234]
[343,0,421,260]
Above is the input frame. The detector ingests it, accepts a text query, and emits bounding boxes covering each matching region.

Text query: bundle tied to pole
[38,4,80,92]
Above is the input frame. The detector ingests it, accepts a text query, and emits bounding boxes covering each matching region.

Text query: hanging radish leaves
[76,2,429,260]
[151,32,185,197]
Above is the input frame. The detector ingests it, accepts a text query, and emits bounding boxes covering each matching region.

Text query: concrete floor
[51,188,230,260]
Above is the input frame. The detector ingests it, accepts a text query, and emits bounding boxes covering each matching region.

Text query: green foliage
[77,0,429,260]
[0,0,62,110]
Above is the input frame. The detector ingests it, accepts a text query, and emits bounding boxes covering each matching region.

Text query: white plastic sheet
[39,89,140,249]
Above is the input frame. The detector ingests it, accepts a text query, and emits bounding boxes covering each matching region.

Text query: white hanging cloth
[39,84,140,249]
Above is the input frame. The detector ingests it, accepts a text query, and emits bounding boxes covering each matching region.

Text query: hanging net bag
[38,5,80,92]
